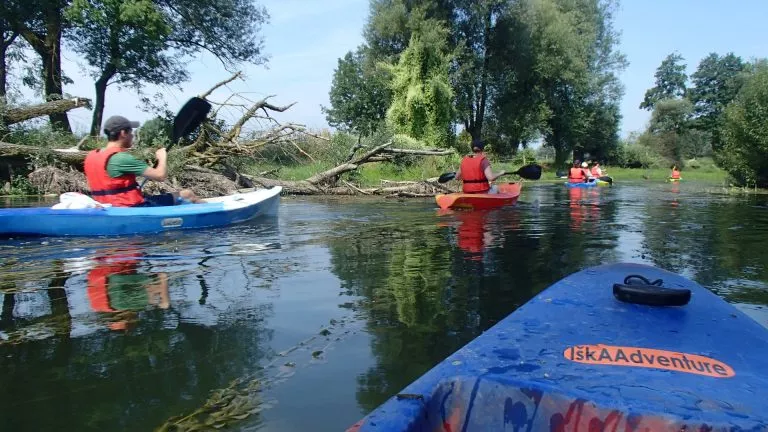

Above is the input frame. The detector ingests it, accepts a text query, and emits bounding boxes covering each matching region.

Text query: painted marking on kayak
[564,344,734,378]
[161,217,183,228]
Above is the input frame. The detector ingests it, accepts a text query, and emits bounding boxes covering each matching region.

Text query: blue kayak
[349,263,768,431]
[0,187,281,236]
[565,179,610,188]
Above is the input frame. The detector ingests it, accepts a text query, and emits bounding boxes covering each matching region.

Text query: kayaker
[569,161,593,183]
[671,165,681,180]
[84,115,202,207]
[591,162,604,177]
[455,139,506,194]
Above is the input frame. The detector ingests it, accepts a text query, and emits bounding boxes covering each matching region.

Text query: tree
[66,0,268,136]
[688,52,746,151]
[450,0,506,141]
[323,47,391,138]
[66,0,182,136]
[720,62,768,187]
[530,0,596,166]
[647,98,693,163]
[0,14,19,99]
[7,0,73,130]
[385,20,454,148]
[640,53,687,111]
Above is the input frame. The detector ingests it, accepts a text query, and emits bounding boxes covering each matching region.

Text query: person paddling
[591,162,605,177]
[670,165,681,181]
[84,115,202,207]
[569,161,593,183]
[455,139,507,194]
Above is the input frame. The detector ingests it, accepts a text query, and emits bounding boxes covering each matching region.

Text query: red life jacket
[569,167,585,183]
[591,166,602,176]
[671,169,681,179]
[84,147,144,207]
[460,154,490,193]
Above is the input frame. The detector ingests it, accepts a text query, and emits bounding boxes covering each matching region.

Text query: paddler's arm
[484,166,506,182]
[455,168,462,181]
[141,148,168,181]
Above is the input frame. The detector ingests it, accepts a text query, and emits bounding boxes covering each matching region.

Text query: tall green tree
[530,0,596,166]
[688,52,746,151]
[647,98,693,163]
[323,47,391,138]
[66,0,267,136]
[640,52,687,111]
[720,61,768,187]
[66,0,181,135]
[385,20,454,148]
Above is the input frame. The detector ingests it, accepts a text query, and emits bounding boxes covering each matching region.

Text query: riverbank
[0,158,740,198]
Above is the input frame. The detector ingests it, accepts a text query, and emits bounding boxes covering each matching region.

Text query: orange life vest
[84,147,144,207]
[569,167,585,183]
[671,169,681,179]
[460,154,490,193]
[591,166,602,177]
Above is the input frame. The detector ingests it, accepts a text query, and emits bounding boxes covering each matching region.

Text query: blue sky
[58,0,768,138]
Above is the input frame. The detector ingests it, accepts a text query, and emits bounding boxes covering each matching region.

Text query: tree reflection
[328,194,620,413]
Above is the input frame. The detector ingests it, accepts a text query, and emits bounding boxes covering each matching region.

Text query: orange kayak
[435,183,522,210]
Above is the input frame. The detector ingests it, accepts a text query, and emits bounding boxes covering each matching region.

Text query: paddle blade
[438,172,457,183]
[171,97,212,145]
[515,164,542,180]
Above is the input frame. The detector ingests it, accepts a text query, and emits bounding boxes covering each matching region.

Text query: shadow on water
[1,183,768,430]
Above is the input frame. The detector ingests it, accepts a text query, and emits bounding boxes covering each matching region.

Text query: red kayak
[435,183,522,210]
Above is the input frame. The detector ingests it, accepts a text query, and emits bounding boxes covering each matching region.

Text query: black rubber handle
[613,283,691,306]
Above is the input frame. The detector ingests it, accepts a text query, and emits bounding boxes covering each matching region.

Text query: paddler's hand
[155,147,167,162]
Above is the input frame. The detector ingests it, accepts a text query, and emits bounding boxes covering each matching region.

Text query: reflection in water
[0,185,767,430]
[86,246,170,331]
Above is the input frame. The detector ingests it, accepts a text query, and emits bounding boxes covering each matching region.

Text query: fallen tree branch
[200,72,242,99]
[1,98,92,126]
[305,141,392,185]
[0,141,88,167]
[380,148,453,156]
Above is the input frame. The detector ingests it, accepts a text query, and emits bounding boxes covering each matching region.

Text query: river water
[0,181,767,431]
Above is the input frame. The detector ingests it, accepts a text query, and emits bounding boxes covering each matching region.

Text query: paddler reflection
[439,209,518,261]
[568,187,600,233]
[86,247,169,331]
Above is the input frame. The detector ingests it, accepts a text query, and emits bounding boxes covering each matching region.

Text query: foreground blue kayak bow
[349,263,768,431]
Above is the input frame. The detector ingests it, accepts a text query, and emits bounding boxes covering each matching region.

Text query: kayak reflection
[568,187,600,233]
[438,209,520,261]
[86,247,169,331]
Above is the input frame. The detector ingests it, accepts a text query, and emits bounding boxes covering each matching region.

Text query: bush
[608,139,666,168]
[720,62,768,187]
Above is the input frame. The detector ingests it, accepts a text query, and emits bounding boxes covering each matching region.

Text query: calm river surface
[1,181,767,431]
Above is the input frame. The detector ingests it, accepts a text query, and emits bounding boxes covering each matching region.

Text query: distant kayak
[668,177,682,182]
[435,183,522,210]
[565,178,611,188]
[0,187,281,236]
[348,263,768,431]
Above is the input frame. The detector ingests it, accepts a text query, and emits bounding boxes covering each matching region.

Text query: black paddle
[140,97,212,188]
[438,163,542,183]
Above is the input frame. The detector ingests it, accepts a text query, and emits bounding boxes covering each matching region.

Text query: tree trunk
[90,73,113,136]
[19,3,71,132]
[0,30,17,99]
[474,8,492,141]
